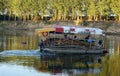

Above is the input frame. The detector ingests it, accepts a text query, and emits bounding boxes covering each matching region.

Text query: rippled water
[0,54,104,76]
[0,30,120,76]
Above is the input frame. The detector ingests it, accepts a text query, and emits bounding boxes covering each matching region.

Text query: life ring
[42,32,48,37]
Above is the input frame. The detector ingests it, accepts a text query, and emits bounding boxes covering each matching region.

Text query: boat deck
[40,37,107,54]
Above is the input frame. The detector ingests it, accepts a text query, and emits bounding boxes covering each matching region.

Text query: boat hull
[41,47,108,55]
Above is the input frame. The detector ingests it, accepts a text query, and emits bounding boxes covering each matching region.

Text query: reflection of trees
[0,31,5,51]
[35,54,120,76]
[100,55,120,76]
[0,30,39,51]
[117,41,120,55]
[106,36,120,55]
[0,41,4,51]
[1,54,120,76]
[34,54,104,75]
[5,35,38,50]
[0,56,36,67]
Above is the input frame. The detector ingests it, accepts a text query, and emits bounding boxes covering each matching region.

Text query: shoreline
[0,21,120,36]
[105,32,120,36]
[1,28,120,36]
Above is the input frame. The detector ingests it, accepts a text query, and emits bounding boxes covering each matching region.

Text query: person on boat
[74,35,77,39]
[45,38,50,45]
[64,34,68,39]
[85,35,94,43]
[39,40,45,52]
[63,34,71,44]
[72,35,78,40]
[97,34,104,48]
[64,34,70,40]
[87,38,94,43]
[85,35,90,40]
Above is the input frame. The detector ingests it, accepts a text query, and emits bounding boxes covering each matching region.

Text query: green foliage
[0,0,120,21]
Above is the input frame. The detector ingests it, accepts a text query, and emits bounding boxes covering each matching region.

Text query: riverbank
[0,21,120,35]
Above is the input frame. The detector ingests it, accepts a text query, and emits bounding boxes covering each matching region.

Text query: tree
[7,0,22,21]
[110,0,120,21]
[0,0,8,20]
[87,0,97,21]
[0,0,120,21]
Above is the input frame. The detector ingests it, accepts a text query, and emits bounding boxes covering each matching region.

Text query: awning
[36,28,55,33]
[36,26,103,35]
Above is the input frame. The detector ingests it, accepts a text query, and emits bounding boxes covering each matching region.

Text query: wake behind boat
[36,26,108,55]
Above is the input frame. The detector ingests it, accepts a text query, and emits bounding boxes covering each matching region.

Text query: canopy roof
[36,26,103,35]
[35,28,55,33]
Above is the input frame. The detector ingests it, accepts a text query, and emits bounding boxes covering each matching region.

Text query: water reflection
[106,35,120,55]
[0,63,51,76]
[0,30,38,51]
[36,54,104,75]
[0,54,105,76]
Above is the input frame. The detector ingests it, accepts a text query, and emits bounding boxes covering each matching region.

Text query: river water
[0,30,120,76]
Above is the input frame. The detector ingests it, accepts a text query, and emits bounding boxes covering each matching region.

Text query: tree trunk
[27,14,30,20]
[8,11,12,21]
[8,14,11,21]
[80,16,82,21]
[72,7,75,20]
[88,15,92,21]
[95,15,98,21]
[19,14,23,21]
[3,14,6,21]
[93,15,95,21]
[23,15,26,21]
[58,10,62,21]
[14,15,17,21]
[55,10,58,20]
[119,15,120,21]
[106,15,109,21]
[63,9,67,20]
[99,15,102,21]
[77,16,79,21]
[33,14,38,22]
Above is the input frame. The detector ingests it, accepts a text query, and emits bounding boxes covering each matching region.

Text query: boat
[36,26,108,55]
